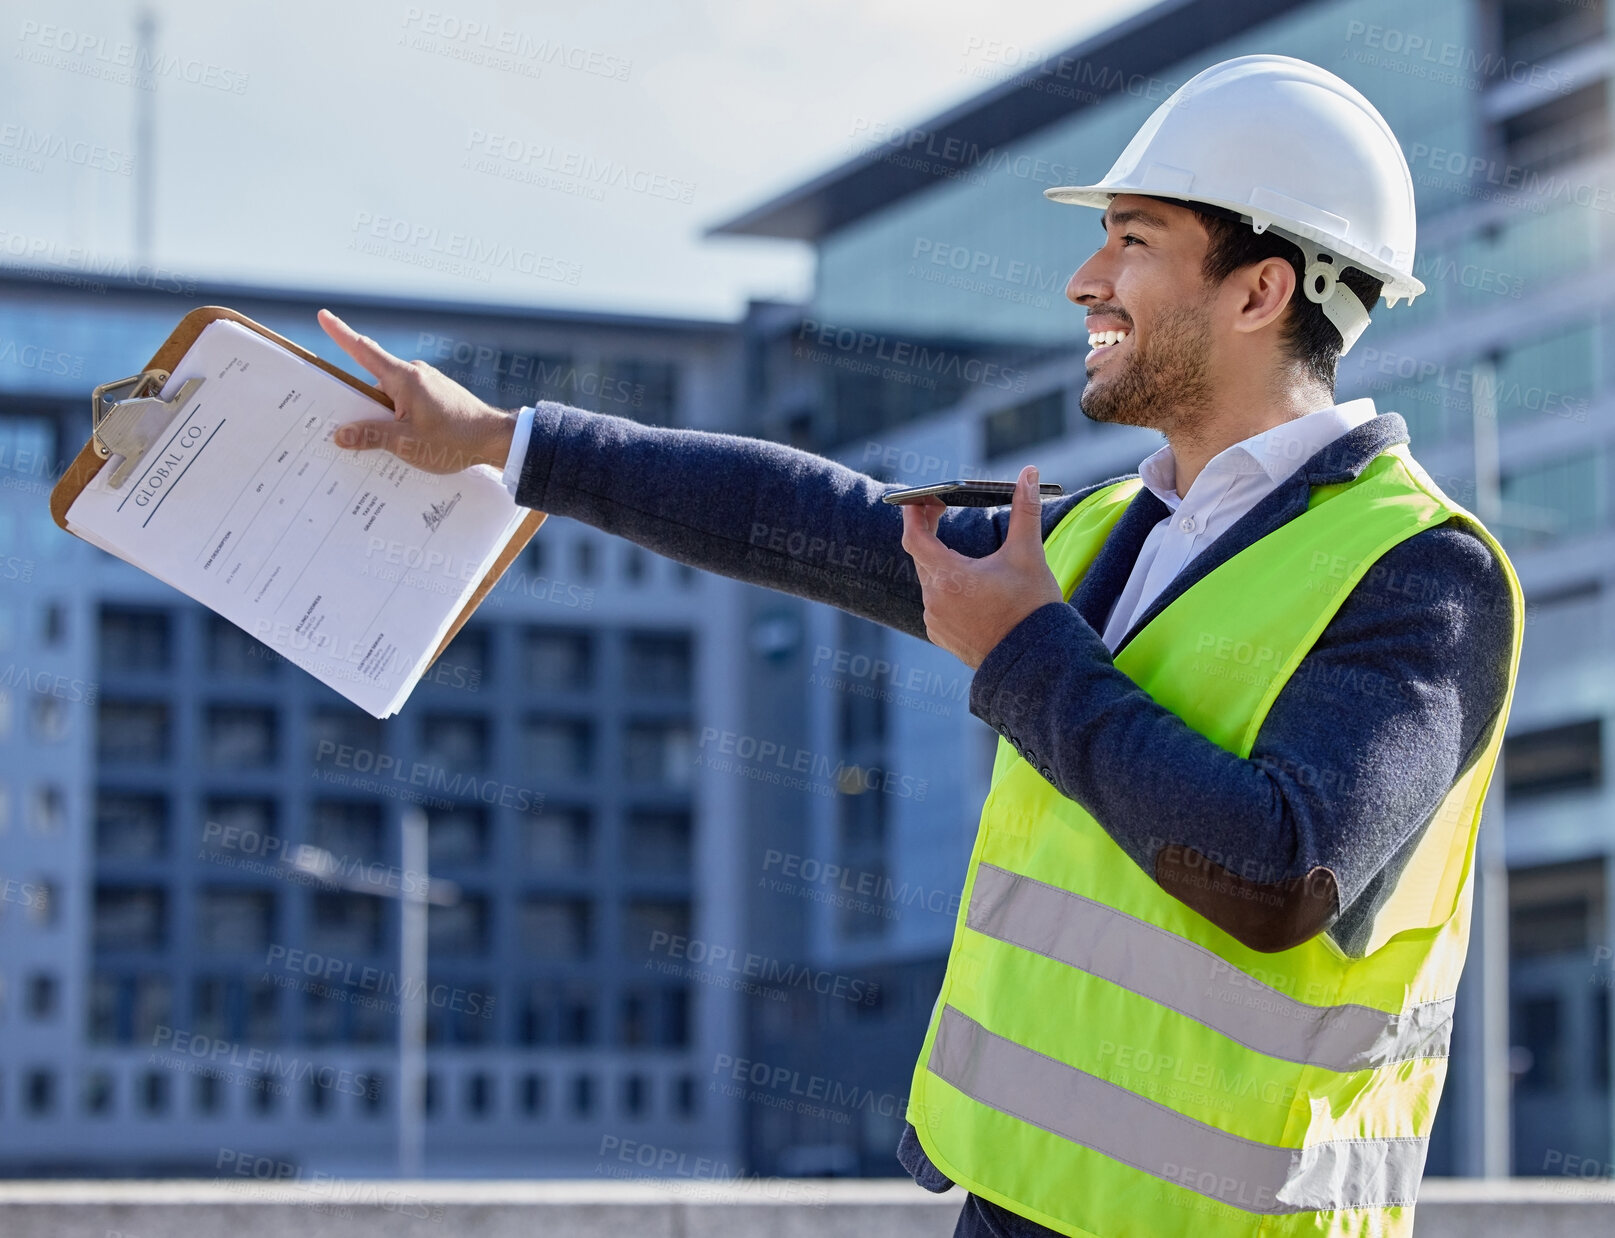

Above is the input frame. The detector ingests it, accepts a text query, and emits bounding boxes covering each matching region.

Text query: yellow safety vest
[907,442,1524,1237]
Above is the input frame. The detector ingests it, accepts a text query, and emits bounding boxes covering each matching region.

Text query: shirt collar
[1136,398,1379,509]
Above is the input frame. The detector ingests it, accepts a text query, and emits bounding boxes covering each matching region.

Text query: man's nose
[1066,252,1110,306]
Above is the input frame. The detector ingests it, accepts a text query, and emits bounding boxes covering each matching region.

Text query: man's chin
[1078,382,1122,425]
[1080,388,1149,429]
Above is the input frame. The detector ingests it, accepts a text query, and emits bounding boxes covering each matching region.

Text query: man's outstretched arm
[317,309,1106,639]
[511,399,1113,638]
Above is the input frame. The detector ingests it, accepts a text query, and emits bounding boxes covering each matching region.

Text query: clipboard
[50,305,546,671]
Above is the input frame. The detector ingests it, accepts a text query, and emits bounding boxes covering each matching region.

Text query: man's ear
[1231,256,1298,336]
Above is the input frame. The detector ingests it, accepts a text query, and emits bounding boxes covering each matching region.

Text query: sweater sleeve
[967,520,1516,954]
[511,399,1110,641]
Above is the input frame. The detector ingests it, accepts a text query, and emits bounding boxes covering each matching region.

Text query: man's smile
[1086,324,1131,365]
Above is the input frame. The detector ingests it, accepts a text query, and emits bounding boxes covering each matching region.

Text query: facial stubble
[1079,299,1217,437]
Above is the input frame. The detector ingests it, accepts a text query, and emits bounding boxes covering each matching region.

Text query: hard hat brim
[1043,184,1426,303]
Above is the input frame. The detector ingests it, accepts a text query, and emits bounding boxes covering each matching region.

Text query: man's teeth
[1087,329,1130,348]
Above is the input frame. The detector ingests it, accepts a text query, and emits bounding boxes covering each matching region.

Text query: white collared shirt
[1098,399,1378,651]
[502,405,538,495]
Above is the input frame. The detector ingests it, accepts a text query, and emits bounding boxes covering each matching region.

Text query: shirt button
[1178,515,1197,533]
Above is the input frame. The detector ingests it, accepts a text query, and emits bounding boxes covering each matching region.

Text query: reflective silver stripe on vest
[930,1006,1426,1214]
[968,863,1452,1073]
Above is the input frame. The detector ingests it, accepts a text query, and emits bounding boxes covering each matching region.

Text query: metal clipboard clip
[91,370,205,489]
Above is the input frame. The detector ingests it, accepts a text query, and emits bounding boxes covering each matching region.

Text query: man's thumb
[1007,465,1042,543]
[334,420,398,451]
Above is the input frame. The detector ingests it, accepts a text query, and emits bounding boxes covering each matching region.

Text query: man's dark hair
[1153,197,1384,390]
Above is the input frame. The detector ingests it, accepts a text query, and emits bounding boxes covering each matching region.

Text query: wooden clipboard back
[50,304,546,670]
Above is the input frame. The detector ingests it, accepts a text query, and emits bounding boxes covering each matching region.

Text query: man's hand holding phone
[318,308,516,475]
[899,465,1063,669]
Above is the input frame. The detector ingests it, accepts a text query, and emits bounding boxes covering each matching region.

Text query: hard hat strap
[1293,238,1371,354]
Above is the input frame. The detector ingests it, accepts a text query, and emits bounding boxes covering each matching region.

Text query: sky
[3,0,1156,321]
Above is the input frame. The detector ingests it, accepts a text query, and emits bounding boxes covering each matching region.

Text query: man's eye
[1121,234,1144,247]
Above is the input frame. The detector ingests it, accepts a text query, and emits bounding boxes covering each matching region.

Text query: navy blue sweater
[512,401,1515,1213]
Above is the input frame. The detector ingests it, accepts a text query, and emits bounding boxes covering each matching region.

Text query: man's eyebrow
[1100,206,1172,232]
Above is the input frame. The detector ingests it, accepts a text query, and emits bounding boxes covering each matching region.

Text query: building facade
[0,272,759,1177]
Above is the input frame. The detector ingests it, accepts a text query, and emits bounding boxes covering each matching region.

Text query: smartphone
[882,479,1064,507]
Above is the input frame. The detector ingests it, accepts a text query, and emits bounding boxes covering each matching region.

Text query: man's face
[1065,194,1219,432]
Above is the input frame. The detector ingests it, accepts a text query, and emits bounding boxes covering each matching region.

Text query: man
[319,54,1521,1238]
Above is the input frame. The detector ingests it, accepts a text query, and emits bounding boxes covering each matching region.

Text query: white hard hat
[1045,54,1423,353]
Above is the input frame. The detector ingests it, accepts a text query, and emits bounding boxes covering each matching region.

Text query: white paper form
[66,318,526,717]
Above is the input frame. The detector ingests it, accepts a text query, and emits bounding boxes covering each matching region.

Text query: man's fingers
[908,495,944,538]
[318,309,409,386]
[899,501,941,557]
[900,501,969,575]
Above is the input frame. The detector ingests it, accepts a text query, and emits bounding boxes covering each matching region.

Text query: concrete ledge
[0,1177,1610,1237]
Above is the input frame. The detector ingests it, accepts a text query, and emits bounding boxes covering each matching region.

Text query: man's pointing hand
[899,465,1063,669]
[318,308,516,475]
